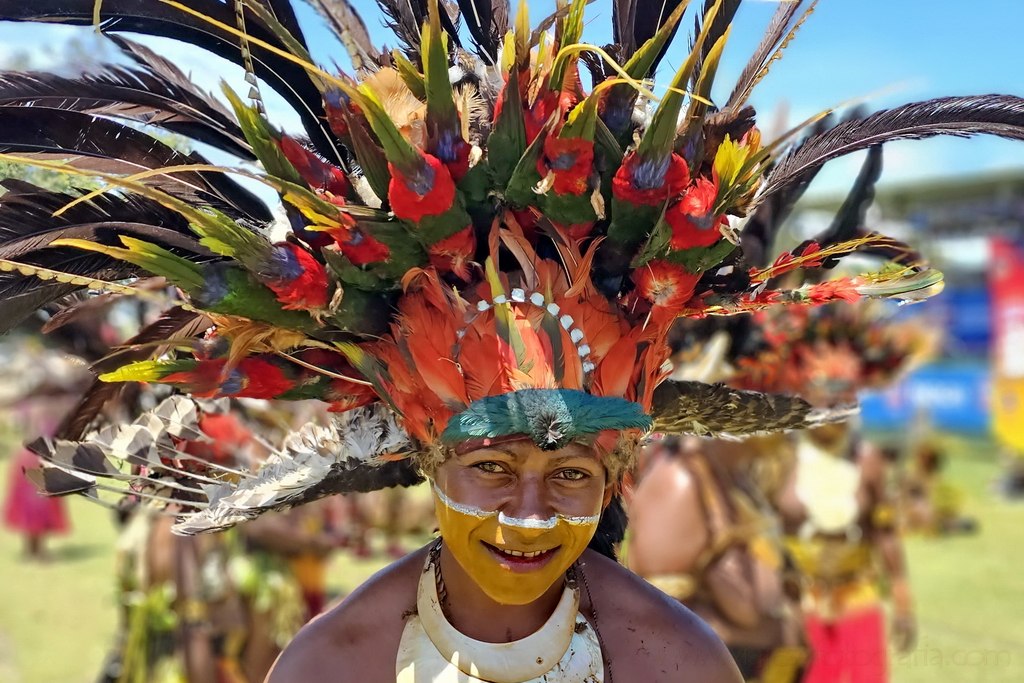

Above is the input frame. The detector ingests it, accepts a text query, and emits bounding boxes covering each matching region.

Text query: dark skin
[629,438,796,649]
[146,513,246,683]
[775,426,916,652]
[239,504,346,682]
[267,441,740,682]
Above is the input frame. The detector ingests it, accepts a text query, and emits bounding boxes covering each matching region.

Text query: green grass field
[1,434,1021,682]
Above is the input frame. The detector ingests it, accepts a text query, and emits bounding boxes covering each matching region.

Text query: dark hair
[659,435,684,458]
[587,495,627,560]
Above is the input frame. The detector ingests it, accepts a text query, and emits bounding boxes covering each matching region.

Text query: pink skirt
[3,449,70,535]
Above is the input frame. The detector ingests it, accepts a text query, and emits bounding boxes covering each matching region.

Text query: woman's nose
[500,475,555,526]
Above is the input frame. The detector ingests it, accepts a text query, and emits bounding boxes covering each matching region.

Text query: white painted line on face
[432,484,601,527]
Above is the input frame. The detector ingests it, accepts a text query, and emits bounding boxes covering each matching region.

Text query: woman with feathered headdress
[2,0,1022,680]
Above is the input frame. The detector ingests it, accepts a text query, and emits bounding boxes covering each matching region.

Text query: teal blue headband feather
[441,389,653,450]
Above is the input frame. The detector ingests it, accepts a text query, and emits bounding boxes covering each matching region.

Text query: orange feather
[460,323,512,398]
[398,293,469,408]
[591,330,641,399]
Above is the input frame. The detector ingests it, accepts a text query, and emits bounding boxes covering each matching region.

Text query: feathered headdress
[729,302,939,401]
[1,0,1020,530]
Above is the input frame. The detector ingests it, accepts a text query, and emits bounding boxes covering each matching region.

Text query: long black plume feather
[0,181,217,321]
[261,0,311,52]
[0,0,340,164]
[0,106,270,221]
[740,109,852,268]
[1,288,83,335]
[613,0,685,74]
[376,0,462,60]
[761,95,1024,202]
[727,0,808,109]
[0,67,252,160]
[809,145,925,269]
[689,0,741,90]
[815,145,883,249]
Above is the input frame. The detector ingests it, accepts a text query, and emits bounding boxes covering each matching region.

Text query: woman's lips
[482,541,560,572]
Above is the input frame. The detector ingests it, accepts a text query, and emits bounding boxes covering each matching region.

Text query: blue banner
[860,363,990,433]
[890,286,991,358]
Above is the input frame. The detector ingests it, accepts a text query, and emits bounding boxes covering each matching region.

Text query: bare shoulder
[579,550,741,683]
[639,453,695,493]
[266,544,429,683]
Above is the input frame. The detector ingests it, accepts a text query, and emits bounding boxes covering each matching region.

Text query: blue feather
[441,389,652,449]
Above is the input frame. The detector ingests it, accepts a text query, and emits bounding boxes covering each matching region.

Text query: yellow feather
[0,258,182,307]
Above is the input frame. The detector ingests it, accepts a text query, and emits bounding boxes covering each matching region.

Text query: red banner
[990,237,1024,449]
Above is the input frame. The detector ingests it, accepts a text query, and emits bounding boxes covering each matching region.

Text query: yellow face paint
[432,484,600,605]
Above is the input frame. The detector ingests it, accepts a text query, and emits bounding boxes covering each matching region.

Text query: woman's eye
[473,461,505,474]
[555,468,589,481]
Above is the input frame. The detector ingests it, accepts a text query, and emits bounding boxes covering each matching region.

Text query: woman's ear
[601,481,615,510]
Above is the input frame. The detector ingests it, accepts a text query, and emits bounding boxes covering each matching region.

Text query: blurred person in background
[101,499,251,683]
[351,486,437,561]
[627,328,808,683]
[997,447,1024,499]
[775,418,914,683]
[186,407,348,679]
[234,502,341,679]
[96,404,345,683]
[900,441,976,536]
[229,401,351,621]
[97,407,260,683]
[666,300,934,683]
[336,493,374,559]
[1,350,88,561]
[730,306,934,683]
[3,406,71,561]
[629,434,808,683]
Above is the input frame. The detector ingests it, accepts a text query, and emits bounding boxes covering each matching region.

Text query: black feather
[0,182,217,317]
[0,105,270,221]
[456,0,508,65]
[727,0,808,109]
[613,0,685,71]
[0,180,193,241]
[24,464,96,497]
[762,95,1024,201]
[815,145,883,249]
[689,0,741,90]
[739,109,848,268]
[314,457,425,496]
[376,0,462,61]
[0,67,252,160]
[810,145,925,270]
[0,0,340,164]
[41,291,125,336]
[0,287,83,334]
[262,0,312,53]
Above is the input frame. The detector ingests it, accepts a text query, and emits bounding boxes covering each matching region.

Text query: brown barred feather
[650,380,857,437]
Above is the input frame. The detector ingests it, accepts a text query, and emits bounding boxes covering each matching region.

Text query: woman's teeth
[498,548,547,558]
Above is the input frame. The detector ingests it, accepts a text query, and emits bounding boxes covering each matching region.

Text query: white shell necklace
[395,546,604,683]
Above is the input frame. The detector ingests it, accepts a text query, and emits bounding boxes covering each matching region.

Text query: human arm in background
[175,535,218,683]
[861,442,916,652]
[242,506,345,556]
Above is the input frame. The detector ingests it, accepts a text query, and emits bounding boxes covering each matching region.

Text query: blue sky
[1,0,1022,197]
